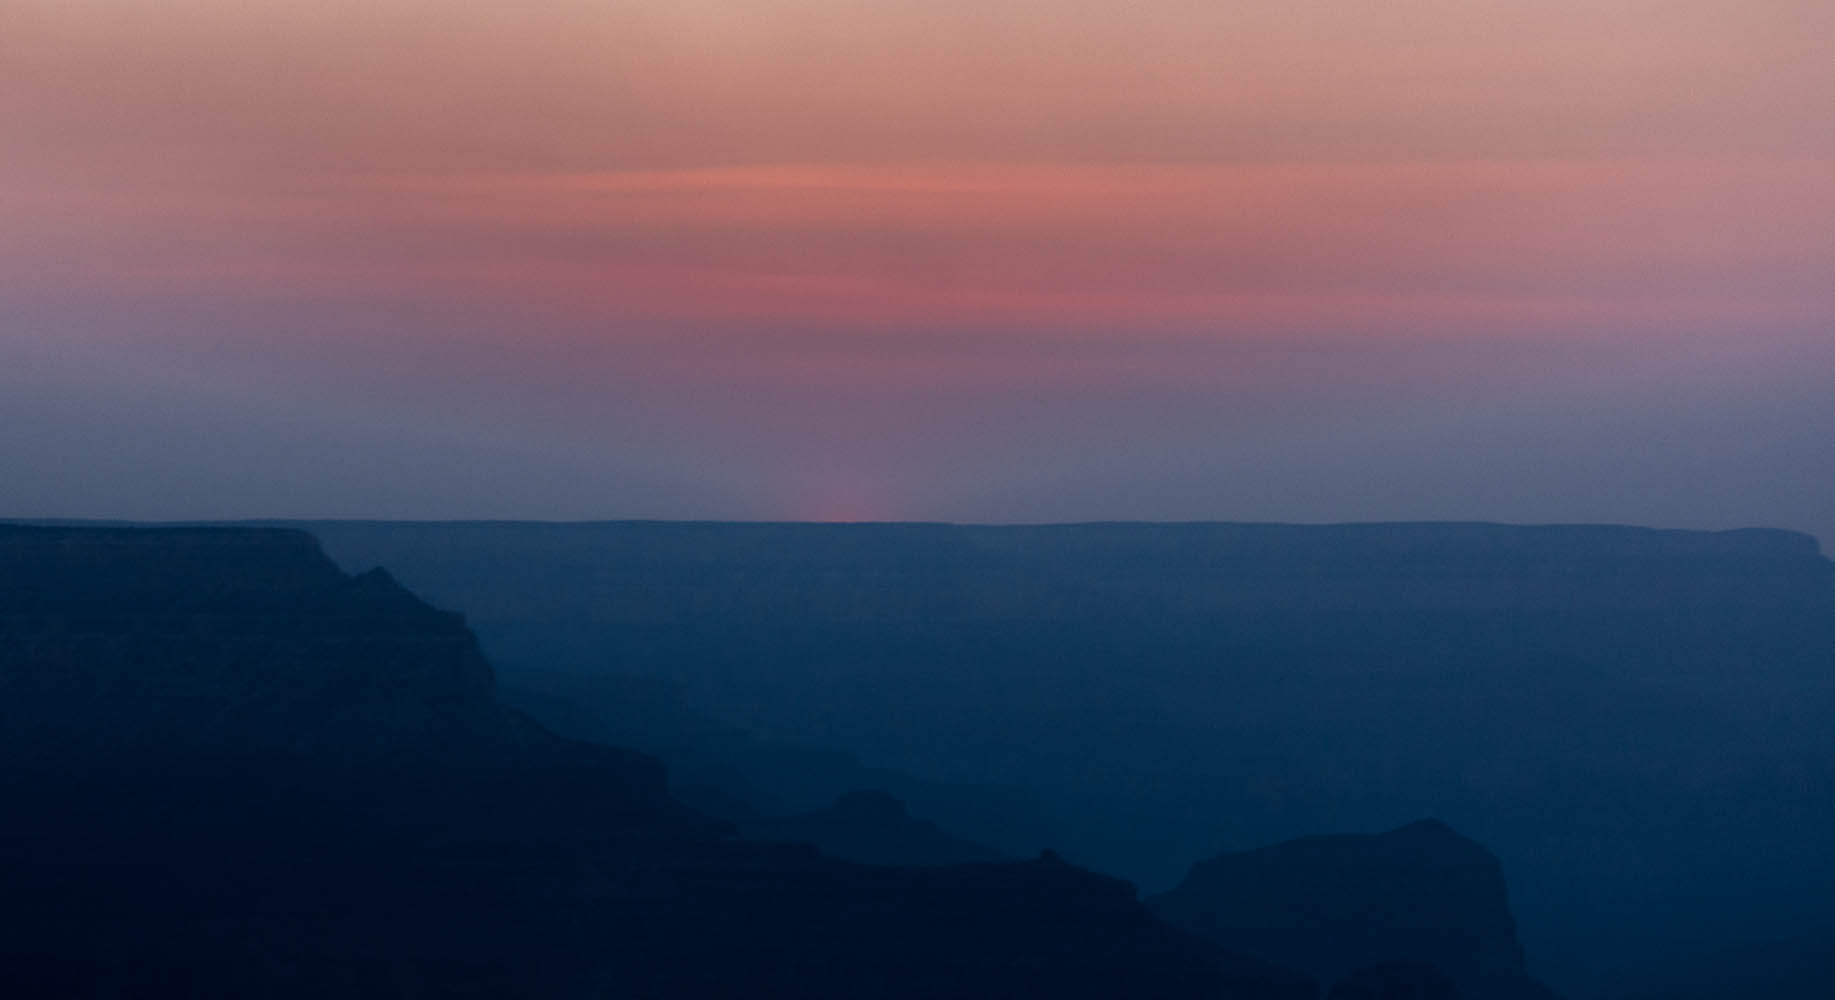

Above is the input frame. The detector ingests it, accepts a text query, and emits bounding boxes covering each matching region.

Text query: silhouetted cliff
[0,525,1308,998]
[282,519,1835,998]
[1150,821,1559,999]
[498,661,1058,852]
[0,525,704,850]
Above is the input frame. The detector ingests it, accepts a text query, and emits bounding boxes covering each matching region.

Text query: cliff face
[0,525,698,850]
[1150,821,1556,999]
[0,525,1304,998]
[297,520,1835,624]
[1,526,490,757]
[283,519,1835,997]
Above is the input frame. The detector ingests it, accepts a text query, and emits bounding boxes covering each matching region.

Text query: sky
[3,1,1832,539]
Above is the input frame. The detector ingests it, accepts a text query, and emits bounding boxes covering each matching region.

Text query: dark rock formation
[292,520,1834,623]
[498,662,1059,856]
[278,519,1835,997]
[744,789,1006,866]
[0,525,1309,998]
[0,525,709,850]
[1150,821,1560,1000]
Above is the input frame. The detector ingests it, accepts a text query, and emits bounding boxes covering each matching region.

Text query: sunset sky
[4,1,1832,536]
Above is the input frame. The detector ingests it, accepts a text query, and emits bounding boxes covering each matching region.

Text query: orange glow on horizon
[9,159,1831,348]
[3,0,1833,535]
[5,1,1833,391]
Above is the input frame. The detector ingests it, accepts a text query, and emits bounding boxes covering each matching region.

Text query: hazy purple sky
[4,2,1832,540]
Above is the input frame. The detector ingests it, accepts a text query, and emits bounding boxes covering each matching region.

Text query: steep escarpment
[1150,821,1559,999]
[0,525,1304,998]
[0,525,698,849]
[0,525,493,753]
[296,520,1835,623]
[283,519,1835,998]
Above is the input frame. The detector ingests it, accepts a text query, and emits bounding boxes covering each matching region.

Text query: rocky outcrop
[0,525,706,850]
[0,525,1309,998]
[499,664,1059,856]
[280,518,1835,999]
[296,520,1835,624]
[1149,821,1560,1000]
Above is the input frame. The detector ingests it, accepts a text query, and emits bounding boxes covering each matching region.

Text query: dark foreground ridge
[0,525,1310,998]
[1150,820,1559,1000]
